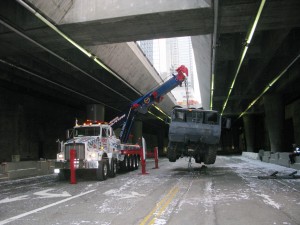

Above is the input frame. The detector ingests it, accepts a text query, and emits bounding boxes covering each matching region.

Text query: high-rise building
[137,40,154,65]
[153,39,167,78]
[137,37,201,108]
[166,37,194,88]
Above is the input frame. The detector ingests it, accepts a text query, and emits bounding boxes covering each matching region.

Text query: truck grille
[65,144,85,160]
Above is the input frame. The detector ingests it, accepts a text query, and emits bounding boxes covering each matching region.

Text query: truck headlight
[87,152,97,161]
[54,169,60,174]
[58,154,64,159]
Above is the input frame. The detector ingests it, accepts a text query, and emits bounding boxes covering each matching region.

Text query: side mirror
[66,129,74,139]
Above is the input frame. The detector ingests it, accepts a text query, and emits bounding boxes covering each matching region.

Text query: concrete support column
[264,94,284,152]
[243,114,255,152]
[86,104,105,121]
[157,126,165,156]
[292,100,300,145]
[132,120,143,145]
[191,35,212,110]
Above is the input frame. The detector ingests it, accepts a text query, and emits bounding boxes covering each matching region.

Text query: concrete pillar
[292,100,300,145]
[191,35,212,110]
[243,114,255,152]
[132,120,143,145]
[157,126,165,156]
[264,94,284,152]
[86,104,105,121]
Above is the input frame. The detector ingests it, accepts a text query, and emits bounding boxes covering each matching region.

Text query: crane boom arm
[110,65,188,143]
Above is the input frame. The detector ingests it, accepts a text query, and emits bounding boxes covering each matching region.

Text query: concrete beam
[27,0,211,24]
[191,35,212,110]
[26,0,213,44]
[86,42,177,114]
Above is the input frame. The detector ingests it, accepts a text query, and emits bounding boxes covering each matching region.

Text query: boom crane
[55,67,188,181]
[109,65,188,143]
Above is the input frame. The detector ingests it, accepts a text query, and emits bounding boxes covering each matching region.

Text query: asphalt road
[0,156,300,225]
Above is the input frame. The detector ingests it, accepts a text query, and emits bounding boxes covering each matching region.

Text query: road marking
[149,186,179,225]
[0,189,96,225]
[140,185,179,225]
[34,188,71,198]
[104,189,146,199]
[0,195,29,204]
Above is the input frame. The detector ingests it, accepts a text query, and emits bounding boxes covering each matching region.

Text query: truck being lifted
[167,107,222,165]
[55,65,189,181]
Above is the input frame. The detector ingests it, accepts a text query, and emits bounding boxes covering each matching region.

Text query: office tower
[137,40,154,65]
[166,37,194,87]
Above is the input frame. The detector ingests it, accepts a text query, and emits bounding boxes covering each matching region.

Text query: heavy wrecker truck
[54,65,189,181]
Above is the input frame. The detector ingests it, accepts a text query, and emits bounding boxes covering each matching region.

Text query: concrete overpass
[0,0,300,164]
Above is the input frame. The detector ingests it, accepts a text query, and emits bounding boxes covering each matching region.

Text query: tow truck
[54,65,188,181]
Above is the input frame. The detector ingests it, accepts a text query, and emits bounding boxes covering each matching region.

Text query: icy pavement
[0,156,299,225]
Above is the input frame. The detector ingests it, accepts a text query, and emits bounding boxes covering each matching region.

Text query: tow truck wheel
[134,155,139,170]
[125,156,129,171]
[58,169,69,181]
[127,155,132,171]
[195,154,202,163]
[130,155,135,170]
[109,158,117,177]
[97,159,108,181]
[119,156,126,171]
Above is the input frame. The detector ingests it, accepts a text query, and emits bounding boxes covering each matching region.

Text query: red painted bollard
[70,149,76,184]
[140,147,147,175]
[154,147,159,169]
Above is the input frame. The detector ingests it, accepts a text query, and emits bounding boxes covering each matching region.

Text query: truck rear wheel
[167,142,177,162]
[97,159,108,181]
[58,169,69,181]
[109,158,117,177]
[127,155,133,171]
[195,154,202,164]
[120,156,128,171]
[130,155,135,170]
[134,155,139,170]
[204,145,217,165]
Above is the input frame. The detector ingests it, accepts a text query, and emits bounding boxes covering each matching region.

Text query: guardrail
[0,160,55,180]
[242,151,300,170]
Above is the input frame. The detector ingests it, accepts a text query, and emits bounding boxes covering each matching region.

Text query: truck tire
[127,155,133,171]
[204,145,217,165]
[109,158,117,178]
[58,169,69,181]
[130,155,136,170]
[97,159,108,181]
[195,154,202,164]
[120,156,128,171]
[167,142,177,162]
[134,155,139,169]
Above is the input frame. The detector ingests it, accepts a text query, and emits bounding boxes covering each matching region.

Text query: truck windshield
[172,109,219,125]
[204,112,219,125]
[172,109,203,123]
[75,127,100,137]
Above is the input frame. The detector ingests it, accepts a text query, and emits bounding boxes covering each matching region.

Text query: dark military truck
[167,107,221,164]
